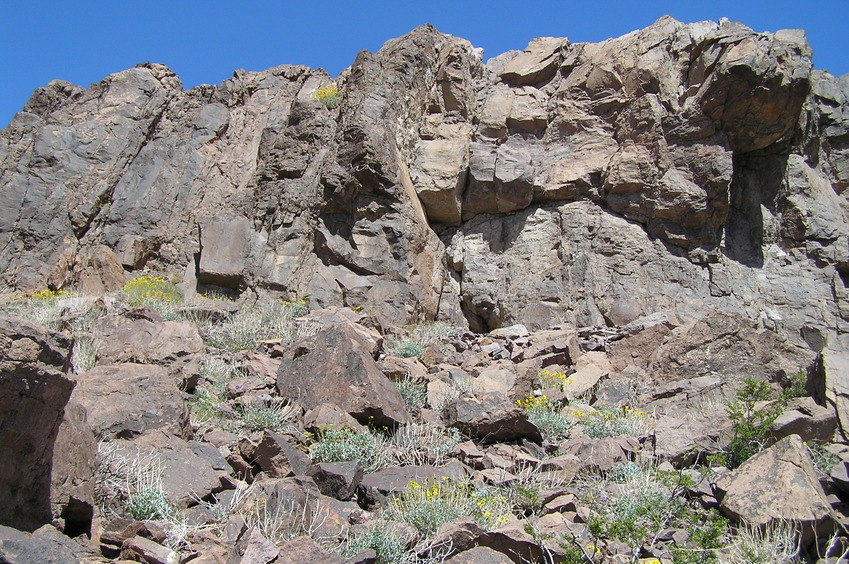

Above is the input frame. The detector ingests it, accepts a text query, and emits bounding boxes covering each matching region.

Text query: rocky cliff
[2,16,848,342]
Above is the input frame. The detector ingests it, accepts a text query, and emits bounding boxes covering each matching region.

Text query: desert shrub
[720,521,800,564]
[127,487,173,521]
[282,296,309,317]
[386,321,456,359]
[71,335,98,373]
[515,393,572,442]
[0,288,73,330]
[385,423,460,466]
[343,524,408,564]
[538,368,570,389]
[201,299,318,352]
[95,441,176,523]
[314,84,341,108]
[240,492,334,547]
[579,405,653,439]
[237,402,300,433]
[387,478,510,536]
[393,378,427,412]
[573,462,721,557]
[187,356,247,428]
[806,441,840,474]
[394,341,424,358]
[720,379,787,469]
[122,275,181,305]
[309,427,380,471]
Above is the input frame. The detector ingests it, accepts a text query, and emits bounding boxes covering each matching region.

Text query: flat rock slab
[715,434,834,544]
[73,363,190,439]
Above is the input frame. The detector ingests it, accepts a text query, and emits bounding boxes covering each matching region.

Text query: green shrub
[722,379,787,469]
[515,393,572,442]
[201,300,318,352]
[237,403,299,433]
[393,378,427,412]
[579,405,652,439]
[314,84,340,109]
[806,441,840,474]
[309,427,379,470]
[394,341,424,358]
[343,524,407,564]
[127,487,173,521]
[387,478,510,536]
[122,275,182,305]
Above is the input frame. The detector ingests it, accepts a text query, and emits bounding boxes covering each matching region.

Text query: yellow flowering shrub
[122,275,182,306]
[314,84,340,108]
[388,477,510,535]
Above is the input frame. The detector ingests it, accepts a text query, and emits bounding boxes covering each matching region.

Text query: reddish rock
[0,316,91,533]
[276,535,343,564]
[444,394,542,443]
[303,403,368,434]
[277,324,409,427]
[72,363,190,439]
[558,436,639,473]
[308,461,364,501]
[715,434,835,544]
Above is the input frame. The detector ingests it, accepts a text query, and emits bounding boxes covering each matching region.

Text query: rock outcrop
[1,17,846,346]
[2,16,849,561]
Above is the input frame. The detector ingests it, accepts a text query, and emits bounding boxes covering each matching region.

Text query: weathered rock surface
[0,17,846,355]
[276,324,409,427]
[715,434,835,543]
[2,15,849,563]
[72,363,191,438]
[0,316,97,534]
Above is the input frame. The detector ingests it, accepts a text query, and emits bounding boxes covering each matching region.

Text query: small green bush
[387,478,510,535]
[393,378,427,412]
[722,379,787,469]
[515,393,572,442]
[579,405,652,439]
[122,275,182,306]
[343,524,407,564]
[127,487,173,521]
[238,403,299,433]
[394,341,424,358]
[309,427,379,470]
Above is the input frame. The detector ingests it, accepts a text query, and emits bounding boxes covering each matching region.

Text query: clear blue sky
[2,0,847,128]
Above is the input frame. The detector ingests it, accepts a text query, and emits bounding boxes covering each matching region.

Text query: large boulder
[0,316,97,534]
[276,323,409,427]
[72,363,190,439]
[714,434,835,544]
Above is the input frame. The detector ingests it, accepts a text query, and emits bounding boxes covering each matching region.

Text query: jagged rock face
[1,18,847,344]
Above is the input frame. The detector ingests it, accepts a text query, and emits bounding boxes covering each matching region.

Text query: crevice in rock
[59,497,93,538]
[724,150,788,267]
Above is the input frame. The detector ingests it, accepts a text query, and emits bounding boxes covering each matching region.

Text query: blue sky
[2,0,847,128]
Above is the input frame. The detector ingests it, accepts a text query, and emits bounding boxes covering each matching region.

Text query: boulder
[358,462,470,508]
[444,394,542,443]
[0,316,97,533]
[277,324,409,427]
[445,545,514,563]
[715,435,835,544]
[308,461,364,501]
[72,363,190,438]
[558,436,640,473]
[770,396,837,443]
[0,524,97,564]
[112,431,230,508]
[94,316,203,377]
[248,430,315,478]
